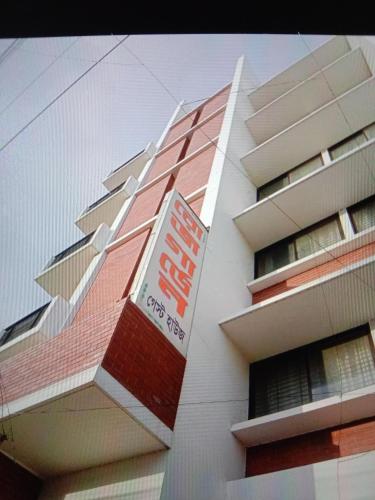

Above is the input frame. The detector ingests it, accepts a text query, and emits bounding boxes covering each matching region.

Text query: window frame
[257,153,323,202]
[254,214,345,279]
[347,193,375,234]
[249,323,375,419]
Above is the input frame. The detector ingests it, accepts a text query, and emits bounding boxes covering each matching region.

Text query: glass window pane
[321,336,375,395]
[329,132,367,161]
[350,197,375,233]
[257,241,295,277]
[250,353,310,418]
[364,122,375,140]
[289,155,323,183]
[295,218,343,260]
[258,176,289,200]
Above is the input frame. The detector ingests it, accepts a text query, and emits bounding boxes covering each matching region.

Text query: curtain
[295,218,343,260]
[330,131,367,161]
[289,155,323,183]
[350,197,375,233]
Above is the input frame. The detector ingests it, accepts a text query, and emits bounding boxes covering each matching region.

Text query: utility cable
[0,37,80,118]
[0,35,130,154]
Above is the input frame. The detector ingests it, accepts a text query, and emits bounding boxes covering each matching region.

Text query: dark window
[348,194,375,234]
[249,324,375,419]
[45,232,94,269]
[82,182,125,215]
[255,215,343,278]
[0,303,50,346]
[257,155,323,201]
[328,122,375,162]
[109,149,145,175]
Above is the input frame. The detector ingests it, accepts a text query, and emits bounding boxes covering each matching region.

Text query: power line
[0,35,130,154]
[0,39,24,66]
[0,37,80,118]
[120,36,375,299]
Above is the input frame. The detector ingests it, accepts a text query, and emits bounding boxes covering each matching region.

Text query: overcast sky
[0,34,331,329]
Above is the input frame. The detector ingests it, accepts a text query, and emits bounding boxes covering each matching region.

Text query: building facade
[1,35,375,499]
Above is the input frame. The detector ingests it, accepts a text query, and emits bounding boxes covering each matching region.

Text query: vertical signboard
[133,190,208,357]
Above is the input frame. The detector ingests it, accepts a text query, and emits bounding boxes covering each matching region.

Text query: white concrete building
[1,35,375,499]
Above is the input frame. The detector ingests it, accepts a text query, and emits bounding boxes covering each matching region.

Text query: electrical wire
[0,37,80,118]
[0,35,130,154]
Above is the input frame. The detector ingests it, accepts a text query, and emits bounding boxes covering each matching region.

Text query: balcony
[248,36,350,112]
[234,139,375,251]
[246,47,371,145]
[35,223,110,300]
[220,247,375,362]
[103,142,156,192]
[232,383,375,447]
[75,175,138,235]
[227,450,375,500]
[0,381,170,477]
[0,298,178,477]
[241,76,375,187]
[0,297,71,361]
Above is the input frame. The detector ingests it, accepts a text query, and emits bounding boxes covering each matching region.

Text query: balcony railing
[108,149,145,176]
[81,183,125,215]
[45,232,94,270]
[0,302,51,346]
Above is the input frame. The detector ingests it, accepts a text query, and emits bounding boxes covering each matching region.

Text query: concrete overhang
[248,36,350,112]
[35,223,110,300]
[0,372,170,478]
[231,384,375,447]
[241,76,375,187]
[103,143,156,192]
[247,48,371,145]
[220,255,375,362]
[234,139,375,251]
[0,297,71,362]
[75,176,138,235]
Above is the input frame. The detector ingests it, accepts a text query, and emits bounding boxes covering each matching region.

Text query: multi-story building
[1,35,375,500]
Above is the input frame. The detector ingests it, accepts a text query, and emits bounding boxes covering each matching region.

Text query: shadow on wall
[38,451,167,500]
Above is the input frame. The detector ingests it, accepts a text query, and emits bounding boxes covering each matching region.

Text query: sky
[0,33,331,330]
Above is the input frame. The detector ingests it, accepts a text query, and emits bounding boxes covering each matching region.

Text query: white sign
[133,189,208,357]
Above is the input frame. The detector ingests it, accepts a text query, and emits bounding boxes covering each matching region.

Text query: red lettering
[175,200,203,241]
[158,271,188,318]
[166,232,196,277]
[171,212,200,256]
[160,252,192,297]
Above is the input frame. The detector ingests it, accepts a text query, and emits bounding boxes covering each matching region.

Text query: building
[0,35,375,499]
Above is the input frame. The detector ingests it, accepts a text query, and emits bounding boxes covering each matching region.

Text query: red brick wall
[73,231,151,323]
[246,416,375,476]
[116,176,173,238]
[199,85,230,120]
[186,110,225,155]
[147,140,186,181]
[189,194,205,216]
[0,300,124,404]
[253,241,375,304]
[102,299,186,429]
[162,111,198,147]
[0,452,42,500]
[174,144,216,197]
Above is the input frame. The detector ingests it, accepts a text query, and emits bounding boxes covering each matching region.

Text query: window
[0,303,50,346]
[255,215,343,278]
[249,325,375,419]
[348,194,375,234]
[257,154,323,201]
[328,122,375,161]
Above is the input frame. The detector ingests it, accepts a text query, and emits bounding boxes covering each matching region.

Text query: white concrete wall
[347,36,375,75]
[38,58,259,500]
[39,451,167,500]
[158,57,258,500]
[227,450,375,500]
